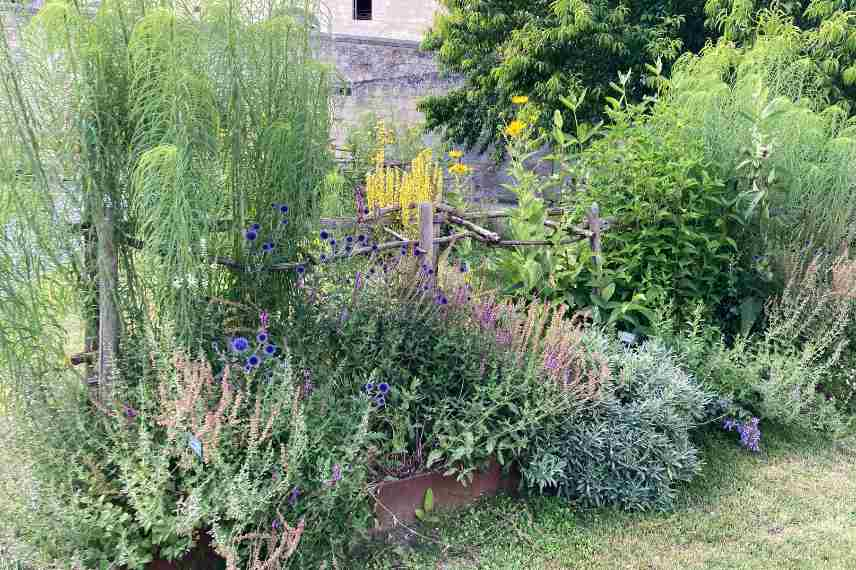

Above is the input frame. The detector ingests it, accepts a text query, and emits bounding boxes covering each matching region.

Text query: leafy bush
[289,252,607,483]
[655,251,855,434]
[556,80,743,331]
[523,340,712,511]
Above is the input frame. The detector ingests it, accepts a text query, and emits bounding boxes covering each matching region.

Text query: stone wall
[323,0,439,42]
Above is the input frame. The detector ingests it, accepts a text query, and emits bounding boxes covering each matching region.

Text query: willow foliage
[1,1,332,565]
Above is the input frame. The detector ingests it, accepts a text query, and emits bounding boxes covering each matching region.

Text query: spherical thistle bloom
[251,223,261,231]
[504,120,527,138]
[280,204,289,214]
[512,95,529,105]
[374,395,386,407]
[231,337,250,353]
[320,229,330,241]
[296,265,306,275]
[378,382,390,394]
[357,234,366,243]
[330,238,338,248]
[248,354,261,368]
[371,244,379,252]
[448,149,464,159]
[262,241,275,253]
[363,382,374,393]
[363,207,370,215]
[245,229,258,241]
[257,331,269,344]
[459,262,469,273]
[281,219,289,226]
[244,363,254,373]
[345,245,353,253]
[346,235,354,244]
[264,344,277,356]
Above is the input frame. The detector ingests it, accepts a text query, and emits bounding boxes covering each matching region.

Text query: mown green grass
[356,427,856,570]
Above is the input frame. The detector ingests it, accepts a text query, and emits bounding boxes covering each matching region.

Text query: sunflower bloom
[449,162,471,176]
[505,120,527,138]
[512,95,529,105]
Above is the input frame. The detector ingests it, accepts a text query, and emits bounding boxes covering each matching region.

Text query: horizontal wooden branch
[69,351,96,366]
[446,214,500,242]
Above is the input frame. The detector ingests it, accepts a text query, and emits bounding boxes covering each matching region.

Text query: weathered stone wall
[324,0,439,42]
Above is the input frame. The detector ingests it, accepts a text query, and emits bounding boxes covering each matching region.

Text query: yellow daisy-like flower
[512,95,529,105]
[448,149,464,159]
[504,120,527,138]
[449,162,471,176]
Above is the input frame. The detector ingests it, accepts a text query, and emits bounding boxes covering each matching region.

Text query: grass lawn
[357,427,856,570]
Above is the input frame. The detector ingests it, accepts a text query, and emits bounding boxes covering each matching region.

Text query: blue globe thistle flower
[371,244,379,252]
[437,296,448,305]
[231,337,250,352]
[280,205,289,214]
[281,219,289,226]
[374,395,386,407]
[244,363,254,373]
[245,230,258,241]
[330,238,338,247]
[248,354,261,367]
[320,229,330,240]
[320,253,328,262]
[378,382,390,394]
[459,262,469,273]
[262,242,275,252]
[257,332,269,344]
[296,265,306,275]
[264,344,277,356]
[251,223,261,231]
[357,234,366,242]
[345,245,353,253]
[346,235,354,243]
[363,208,370,215]
[363,382,374,393]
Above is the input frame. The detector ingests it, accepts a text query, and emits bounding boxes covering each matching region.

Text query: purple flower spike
[288,486,301,507]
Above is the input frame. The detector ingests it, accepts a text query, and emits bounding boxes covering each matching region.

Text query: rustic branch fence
[72,200,608,385]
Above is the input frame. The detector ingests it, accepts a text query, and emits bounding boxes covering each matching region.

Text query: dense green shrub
[420,1,855,155]
[289,254,592,484]
[522,340,712,511]
[654,253,855,433]
[557,82,744,331]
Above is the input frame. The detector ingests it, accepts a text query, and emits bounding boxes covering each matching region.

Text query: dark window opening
[354,0,372,20]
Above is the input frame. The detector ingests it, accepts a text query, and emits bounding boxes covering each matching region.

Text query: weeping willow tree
[1,0,333,566]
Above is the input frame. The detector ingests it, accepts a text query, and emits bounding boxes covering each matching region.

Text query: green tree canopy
[419,0,856,154]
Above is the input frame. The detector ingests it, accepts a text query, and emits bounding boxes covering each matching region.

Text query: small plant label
[188,434,203,461]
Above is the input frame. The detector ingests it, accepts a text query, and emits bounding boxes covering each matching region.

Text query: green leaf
[423,488,434,513]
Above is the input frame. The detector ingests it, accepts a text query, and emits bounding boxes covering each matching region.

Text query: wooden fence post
[587,202,602,295]
[419,202,437,277]
[96,206,120,398]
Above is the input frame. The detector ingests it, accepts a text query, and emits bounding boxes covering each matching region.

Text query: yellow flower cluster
[512,95,529,105]
[365,121,443,231]
[505,119,527,138]
[449,162,471,176]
